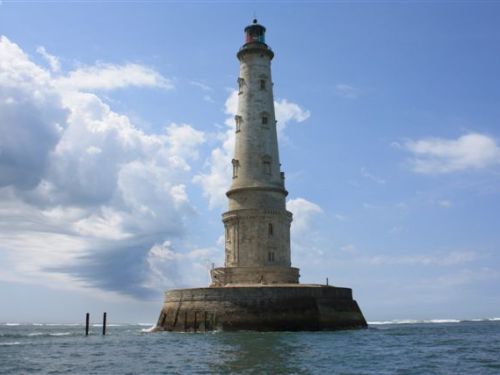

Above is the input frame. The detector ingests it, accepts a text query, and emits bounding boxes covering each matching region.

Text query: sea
[1,319,499,374]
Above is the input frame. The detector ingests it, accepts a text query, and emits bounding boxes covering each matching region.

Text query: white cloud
[36,46,60,72]
[193,90,238,208]
[335,83,361,99]
[55,63,173,91]
[274,98,310,135]
[0,36,66,189]
[403,133,500,174]
[0,36,205,299]
[287,198,323,236]
[144,241,219,290]
[286,197,325,275]
[194,90,311,208]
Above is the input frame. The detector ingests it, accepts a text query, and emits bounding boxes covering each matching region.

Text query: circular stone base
[154,284,367,332]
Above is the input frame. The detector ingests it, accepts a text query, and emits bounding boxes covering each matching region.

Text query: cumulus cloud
[194,90,310,208]
[0,36,205,299]
[274,98,310,135]
[144,241,218,291]
[287,198,323,236]
[0,36,67,190]
[403,133,500,174]
[286,197,325,272]
[36,46,60,72]
[55,63,173,91]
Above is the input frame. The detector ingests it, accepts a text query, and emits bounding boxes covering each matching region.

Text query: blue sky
[1,2,499,323]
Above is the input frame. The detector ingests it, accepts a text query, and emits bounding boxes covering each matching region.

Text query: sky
[0,1,499,324]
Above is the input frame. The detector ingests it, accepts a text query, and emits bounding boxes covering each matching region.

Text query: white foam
[137,323,154,326]
[49,332,71,336]
[367,321,395,325]
[426,319,461,324]
[140,325,156,333]
[0,342,21,346]
[369,319,460,325]
[4,323,20,326]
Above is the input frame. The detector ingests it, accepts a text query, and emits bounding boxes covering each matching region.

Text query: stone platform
[154,284,367,332]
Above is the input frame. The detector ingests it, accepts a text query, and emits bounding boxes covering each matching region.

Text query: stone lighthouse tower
[211,20,299,286]
[155,20,367,332]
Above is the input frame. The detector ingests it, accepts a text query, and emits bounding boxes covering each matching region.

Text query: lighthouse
[210,20,299,286]
[155,20,367,332]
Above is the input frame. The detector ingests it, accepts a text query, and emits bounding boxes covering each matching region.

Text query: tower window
[263,161,271,175]
[268,251,275,262]
[232,159,239,178]
[260,79,266,90]
[235,115,242,132]
[260,111,270,128]
[268,223,273,236]
[262,155,272,175]
[237,77,245,94]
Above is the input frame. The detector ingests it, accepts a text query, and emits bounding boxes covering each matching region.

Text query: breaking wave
[140,325,156,333]
[0,341,21,346]
[368,317,500,325]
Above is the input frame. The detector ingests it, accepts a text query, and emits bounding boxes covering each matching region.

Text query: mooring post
[326,277,329,286]
[85,313,90,336]
[102,312,107,335]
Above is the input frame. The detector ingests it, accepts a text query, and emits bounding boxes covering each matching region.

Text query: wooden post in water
[102,312,107,336]
[85,313,90,336]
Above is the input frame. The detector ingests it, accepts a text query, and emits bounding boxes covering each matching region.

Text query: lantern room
[244,19,266,45]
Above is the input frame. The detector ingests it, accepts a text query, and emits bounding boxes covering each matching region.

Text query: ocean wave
[49,332,71,336]
[3,323,21,326]
[140,325,156,333]
[0,341,21,346]
[368,317,500,325]
[27,332,45,337]
[26,332,72,337]
[137,323,154,326]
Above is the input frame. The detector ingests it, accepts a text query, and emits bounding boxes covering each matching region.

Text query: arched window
[260,79,266,90]
[268,223,273,236]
